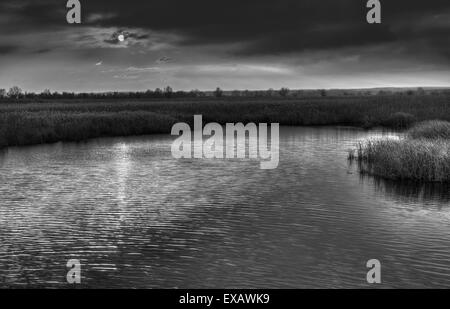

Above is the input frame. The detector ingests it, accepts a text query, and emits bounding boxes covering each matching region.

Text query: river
[0,126,449,288]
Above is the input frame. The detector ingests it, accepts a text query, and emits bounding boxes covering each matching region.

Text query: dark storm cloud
[85,0,450,56]
[0,0,65,32]
[1,0,449,56]
[0,45,18,55]
[1,0,449,94]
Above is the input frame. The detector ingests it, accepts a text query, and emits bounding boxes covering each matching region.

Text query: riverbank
[0,95,449,148]
[349,121,450,183]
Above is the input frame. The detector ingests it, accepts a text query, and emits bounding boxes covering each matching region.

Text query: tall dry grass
[0,94,449,148]
[0,111,177,147]
[407,120,450,139]
[349,120,450,182]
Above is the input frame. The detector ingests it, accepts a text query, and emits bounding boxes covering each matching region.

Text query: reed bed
[0,111,177,147]
[0,94,449,148]
[407,120,450,139]
[349,121,450,182]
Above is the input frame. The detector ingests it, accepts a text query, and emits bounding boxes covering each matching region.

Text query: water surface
[0,127,449,288]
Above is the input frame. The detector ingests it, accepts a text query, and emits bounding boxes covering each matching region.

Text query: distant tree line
[0,86,448,101]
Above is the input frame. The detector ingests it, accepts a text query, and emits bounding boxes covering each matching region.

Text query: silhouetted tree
[153,88,163,98]
[0,89,5,98]
[7,86,22,99]
[214,87,223,98]
[279,87,290,97]
[164,86,173,98]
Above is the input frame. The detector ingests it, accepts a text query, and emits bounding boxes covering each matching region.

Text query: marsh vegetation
[1,94,448,148]
[349,120,450,182]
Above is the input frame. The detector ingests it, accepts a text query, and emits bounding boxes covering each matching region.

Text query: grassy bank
[0,94,449,148]
[407,120,450,139]
[349,121,450,182]
[0,111,177,147]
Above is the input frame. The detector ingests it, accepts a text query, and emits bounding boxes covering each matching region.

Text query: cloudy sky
[0,0,449,92]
